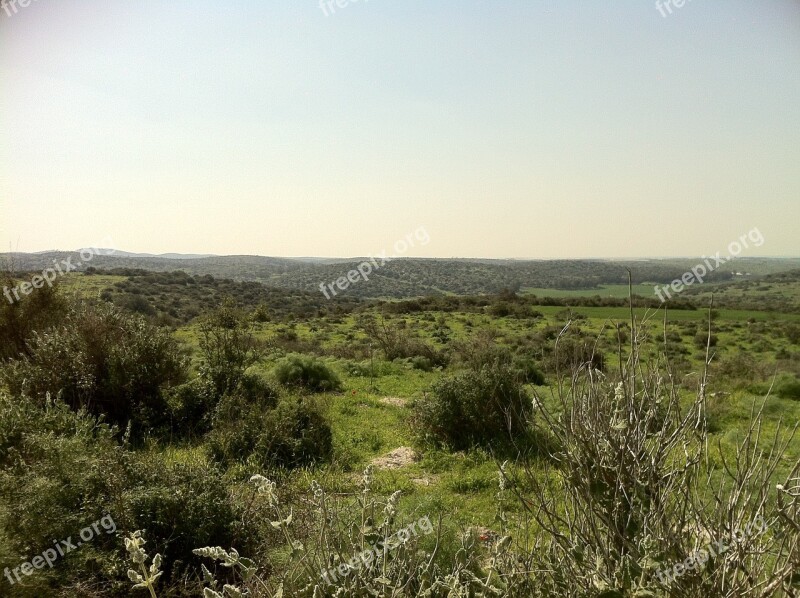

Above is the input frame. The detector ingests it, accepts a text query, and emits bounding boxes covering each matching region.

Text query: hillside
[4,251,800,300]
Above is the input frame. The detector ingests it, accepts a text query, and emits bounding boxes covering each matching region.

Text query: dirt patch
[410,476,435,487]
[370,446,420,470]
[380,396,408,408]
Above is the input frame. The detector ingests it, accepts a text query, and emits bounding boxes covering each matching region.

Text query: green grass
[54,272,799,536]
[521,283,655,298]
[59,273,127,299]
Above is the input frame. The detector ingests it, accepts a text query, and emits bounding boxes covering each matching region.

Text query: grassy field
[521,283,656,298]
[165,286,800,535]
[3,271,797,595]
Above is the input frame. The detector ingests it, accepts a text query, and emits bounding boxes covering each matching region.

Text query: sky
[0,0,798,259]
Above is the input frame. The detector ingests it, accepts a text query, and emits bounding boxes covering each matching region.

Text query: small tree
[197,299,259,397]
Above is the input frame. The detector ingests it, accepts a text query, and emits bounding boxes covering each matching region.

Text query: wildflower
[498,461,508,492]
[361,464,374,495]
[311,480,324,501]
[383,490,401,525]
[250,474,278,507]
[614,382,625,403]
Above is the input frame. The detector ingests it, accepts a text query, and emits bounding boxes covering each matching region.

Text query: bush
[1,302,187,435]
[511,355,546,385]
[0,392,256,593]
[0,276,66,360]
[694,332,718,349]
[359,316,448,367]
[164,376,218,437]
[124,457,247,586]
[545,336,604,373]
[208,393,332,470]
[273,354,342,392]
[0,393,131,593]
[776,375,800,400]
[409,355,434,371]
[413,363,532,450]
[198,301,259,397]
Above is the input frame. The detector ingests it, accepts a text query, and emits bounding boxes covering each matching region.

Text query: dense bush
[123,456,247,587]
[273,353,342,392]
[776,375,800,400]
[197,301,259,397]
[511,355,546,385]
[0,392,256,595]
[0,277,66,360]
[413,363,532,450]
[0,393,131,594]
[208,392,332,470]
[1,302,187,434]
[694,332,718,349]
[164,376,217,437]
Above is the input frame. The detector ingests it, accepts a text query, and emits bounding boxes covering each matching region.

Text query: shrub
[1,302,187,435]
[776,375,800,400]
[359,316,448,367]
[164,376,217,437]
[451,329,510,371]
[409,355,434,371]
[0,393,131,592]
[511,355,546,385]
[198,300,259,397]
[208,393,332,470]
[694,332,718,349]
[518,323,800,596]
[0,276,67,360]
[124,456,247,587]
[273,354,342,392]
[413,363,532,450]
[545,335,604,373]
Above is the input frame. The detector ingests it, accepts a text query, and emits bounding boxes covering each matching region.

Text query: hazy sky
[1,0,798,258]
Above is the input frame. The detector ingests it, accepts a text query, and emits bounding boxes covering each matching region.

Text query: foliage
[123,457,245,587]
[412,362,532,450]
[512,323,800,596]
[0,275,67,360]
[207,392,332,470]
[1,301,187,435]
[272,353,342,392]
[359,315,448,367]
[198,301,259,398]
[0,392,130,593]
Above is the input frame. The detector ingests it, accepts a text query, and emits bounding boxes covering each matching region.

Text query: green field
[2,271,799,596]
[521,283,656,298]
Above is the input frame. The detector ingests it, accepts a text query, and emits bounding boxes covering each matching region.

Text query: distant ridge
[3,250,800,300]
[81,250,218,260]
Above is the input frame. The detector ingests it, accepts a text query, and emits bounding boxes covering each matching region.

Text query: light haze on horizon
[1,0,799,259]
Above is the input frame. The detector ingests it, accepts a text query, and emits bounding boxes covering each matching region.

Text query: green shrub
[208,393,332,470]
[545,336,604,373]
[694,332,718,349]
[198,300,259,397]
[164,376,217,437]
[1,302,187,435]
[511,355,546,385]
[0,393,130,592]
[273,354,342,392]
[0,276,67,360]
[124,457,247,587]
[776,375,800,400]
[413,363,532,450]
[409,355,434,371]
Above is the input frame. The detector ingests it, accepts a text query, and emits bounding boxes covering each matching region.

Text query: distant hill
[3,251,799,300]
[79,250,219,260]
